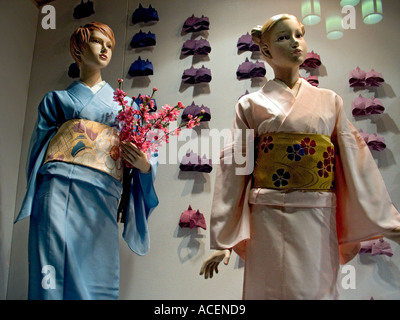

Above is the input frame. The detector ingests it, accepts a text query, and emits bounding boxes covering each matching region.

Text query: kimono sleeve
[210,101,254,260]
[333,94,400,261]
[122,151,159,256]
[15,92,59,222]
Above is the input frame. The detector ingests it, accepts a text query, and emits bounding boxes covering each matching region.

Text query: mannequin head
[70,22,115,65]
[251,14,306,69]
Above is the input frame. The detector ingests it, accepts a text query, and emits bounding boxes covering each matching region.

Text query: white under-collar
[80,80,106,94]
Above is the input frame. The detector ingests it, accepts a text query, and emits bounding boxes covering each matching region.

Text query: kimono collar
[66,80,112,106]
[67,80,96,99]
[273,78,302,97]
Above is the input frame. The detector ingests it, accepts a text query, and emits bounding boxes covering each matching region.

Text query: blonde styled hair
[70,22,115,63]
[251,14,305,57]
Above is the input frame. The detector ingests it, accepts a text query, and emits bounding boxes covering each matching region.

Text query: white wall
[6,0,400,300]
[0,0,38,300]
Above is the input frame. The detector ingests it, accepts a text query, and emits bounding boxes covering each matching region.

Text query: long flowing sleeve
[210,101,255,260]
[333,95,400,262]
[15,92,60,222]
[122,151,159,256]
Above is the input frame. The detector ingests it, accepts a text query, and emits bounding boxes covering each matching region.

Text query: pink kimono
[210,79,400,299]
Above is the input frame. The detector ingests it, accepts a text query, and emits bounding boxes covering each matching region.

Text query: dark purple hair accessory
[181,102,211,122]
[130,30,156,48]
[179,150,200,171]
[128,56,153,77]
[182,65,212,84]
[179,151,212,172]
[73,0,95,19]
[132,4,159,24]
[68,62,80,78]
[193,154,213,173]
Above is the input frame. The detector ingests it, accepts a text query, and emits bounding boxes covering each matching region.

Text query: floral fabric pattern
[253,132,335,190]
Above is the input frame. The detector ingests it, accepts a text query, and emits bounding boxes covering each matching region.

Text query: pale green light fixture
[326,15,344,40]
[301,0,321,26]
[361,0,383,24]
[340,0,360,6]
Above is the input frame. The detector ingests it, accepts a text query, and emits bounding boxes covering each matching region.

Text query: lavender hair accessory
[359,239,393,257]
[237,32,259,52]
[371,239,393,257]
[181,38,211,55]
[182,14,210,33]
[194,65,212,83]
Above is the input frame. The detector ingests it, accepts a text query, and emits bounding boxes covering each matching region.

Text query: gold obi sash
[44,119,123,181]
[253,132,334,190]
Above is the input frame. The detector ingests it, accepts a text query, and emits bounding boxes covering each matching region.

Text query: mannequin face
[263,18,307,69]
[79,30,113,69]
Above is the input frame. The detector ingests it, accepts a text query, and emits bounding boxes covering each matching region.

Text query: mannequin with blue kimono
[200,14,400,299]
[15,22,159,300]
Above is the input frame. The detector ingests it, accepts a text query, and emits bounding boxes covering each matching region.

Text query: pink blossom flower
[113,81,201,163]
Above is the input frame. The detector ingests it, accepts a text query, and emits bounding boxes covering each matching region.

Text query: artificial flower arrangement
[113,79,203,162]
[113,79,203,222]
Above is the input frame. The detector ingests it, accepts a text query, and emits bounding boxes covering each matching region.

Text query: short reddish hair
[70,22,115,63]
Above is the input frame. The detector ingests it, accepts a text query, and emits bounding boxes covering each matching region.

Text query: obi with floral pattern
[253,132,334,190]
[44,119,123,181]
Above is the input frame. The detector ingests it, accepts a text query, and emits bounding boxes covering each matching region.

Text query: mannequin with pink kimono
[199,14,400,299]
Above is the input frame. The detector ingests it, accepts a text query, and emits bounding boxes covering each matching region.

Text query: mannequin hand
[120,141,151,173]
[199,249,231,279]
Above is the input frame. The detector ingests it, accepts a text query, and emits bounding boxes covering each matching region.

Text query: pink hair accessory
[359,129,386,152]
[300,50,321,69]
[301,75,319,87]
[179,205,207,230]
[365,69,384,87]
[349,66,366,87]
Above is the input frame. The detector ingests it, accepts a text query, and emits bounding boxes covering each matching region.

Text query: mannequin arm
[199,249,231,279]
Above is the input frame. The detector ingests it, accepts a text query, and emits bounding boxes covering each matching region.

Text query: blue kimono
[15,81,159,300]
